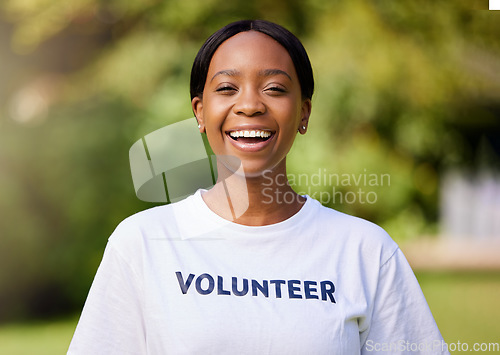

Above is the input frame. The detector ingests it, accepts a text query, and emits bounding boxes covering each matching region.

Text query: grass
[0,272,499,354]
[0,316,78,355]
[417,271,500,353]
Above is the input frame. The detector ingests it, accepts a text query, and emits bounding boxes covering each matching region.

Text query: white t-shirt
[68,190,448,354]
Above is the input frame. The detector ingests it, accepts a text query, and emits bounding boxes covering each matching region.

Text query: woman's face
[192,31,311,178]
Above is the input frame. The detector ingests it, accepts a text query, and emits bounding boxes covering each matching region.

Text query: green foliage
[0,0,499,321]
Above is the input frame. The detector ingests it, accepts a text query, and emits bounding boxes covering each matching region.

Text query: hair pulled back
[190,20,314,101]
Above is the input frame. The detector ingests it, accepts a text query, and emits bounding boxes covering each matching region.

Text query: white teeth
[229,130,272,138]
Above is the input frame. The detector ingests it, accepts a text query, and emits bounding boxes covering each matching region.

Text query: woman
[69,20,447,354]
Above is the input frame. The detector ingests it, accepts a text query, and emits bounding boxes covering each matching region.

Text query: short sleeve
[361,249,449,354]
[67,242,146,355]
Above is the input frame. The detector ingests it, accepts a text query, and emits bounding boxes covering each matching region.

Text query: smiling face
[192,31,311,178]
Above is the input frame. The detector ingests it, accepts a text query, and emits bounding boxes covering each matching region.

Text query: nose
[233,89,266,117]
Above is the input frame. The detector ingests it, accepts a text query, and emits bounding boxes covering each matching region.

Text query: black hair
[190,19,314,100]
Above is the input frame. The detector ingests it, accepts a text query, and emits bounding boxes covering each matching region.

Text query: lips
[225,129,275,152]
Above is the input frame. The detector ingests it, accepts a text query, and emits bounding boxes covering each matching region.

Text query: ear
[192,96,205,133]
[298,99,312,134]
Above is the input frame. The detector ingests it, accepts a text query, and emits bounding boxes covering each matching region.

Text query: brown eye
[265,85,287,95]
[216,85,237,94]
[267,86,285,92]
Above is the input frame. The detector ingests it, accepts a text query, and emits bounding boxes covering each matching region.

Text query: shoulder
[113,203,177,233]
[308,198,399,266]
[106,195,193,255]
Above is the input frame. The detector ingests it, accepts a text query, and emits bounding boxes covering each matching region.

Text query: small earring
[198,124,201,129]
[302,126,306,130]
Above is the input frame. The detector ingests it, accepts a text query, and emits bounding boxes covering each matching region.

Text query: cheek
[204,98,230,126]
[277,100,302,130]
[203,100,228,151]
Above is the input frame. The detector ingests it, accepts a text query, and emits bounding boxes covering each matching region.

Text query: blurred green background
[1,0,499,353]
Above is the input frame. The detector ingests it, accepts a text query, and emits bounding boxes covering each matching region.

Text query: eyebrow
[259,69,292,81]
[210,68,292,82]
[210,69,239,82]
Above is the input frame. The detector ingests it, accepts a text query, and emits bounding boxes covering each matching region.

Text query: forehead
[208,31,296,77]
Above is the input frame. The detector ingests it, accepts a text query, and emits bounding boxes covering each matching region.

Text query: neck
[201,159,305,226]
